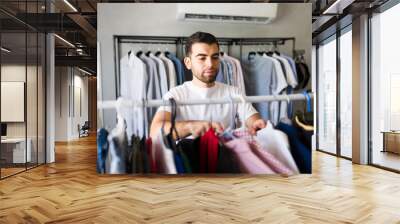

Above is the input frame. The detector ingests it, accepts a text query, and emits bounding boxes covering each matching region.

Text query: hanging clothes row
[97,97,312,174]
[216,52,247,94]
[117,37,309,140]
[119,50,186,140]
[241,49,310,126]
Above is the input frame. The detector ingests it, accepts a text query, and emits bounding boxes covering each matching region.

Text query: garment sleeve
[232,87,259,122]
[155,90,174,114]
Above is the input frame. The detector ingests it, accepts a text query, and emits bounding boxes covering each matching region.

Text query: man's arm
[149,110,224,140]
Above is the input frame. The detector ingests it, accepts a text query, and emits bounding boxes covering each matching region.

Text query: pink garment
[224,139,275,174]
[233,130,293,175]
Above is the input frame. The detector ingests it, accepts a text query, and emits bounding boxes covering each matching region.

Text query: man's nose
[205,58,213,67]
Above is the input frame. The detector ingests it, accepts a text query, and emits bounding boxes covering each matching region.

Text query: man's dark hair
[185,31,219,57]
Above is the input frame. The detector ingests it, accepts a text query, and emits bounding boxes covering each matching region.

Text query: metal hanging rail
[98,93,313,109]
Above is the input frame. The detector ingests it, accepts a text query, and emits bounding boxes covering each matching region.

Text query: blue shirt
[166,53,185,85]
[97,128,109,174]
[241,54,277,121]
[275,122,311,173]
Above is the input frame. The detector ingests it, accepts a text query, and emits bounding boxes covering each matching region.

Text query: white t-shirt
[157,81,258,129]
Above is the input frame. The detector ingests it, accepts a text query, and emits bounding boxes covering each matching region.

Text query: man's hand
[245,113,267,135]
[248,119,266,135]
[150,111,225,139]
[185,121,224,138]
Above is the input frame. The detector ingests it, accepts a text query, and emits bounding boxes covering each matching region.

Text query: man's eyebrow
[195,53,208,57]
[195,53,220,57]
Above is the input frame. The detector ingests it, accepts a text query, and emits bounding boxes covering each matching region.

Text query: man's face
[184,43,220,84]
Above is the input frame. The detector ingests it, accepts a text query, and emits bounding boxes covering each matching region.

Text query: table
[381,131,400,154]
[1,138,32,164]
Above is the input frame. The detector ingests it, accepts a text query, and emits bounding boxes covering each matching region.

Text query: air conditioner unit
[177,3,278,25]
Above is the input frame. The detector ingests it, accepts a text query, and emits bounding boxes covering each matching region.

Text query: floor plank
[0,135,400,223]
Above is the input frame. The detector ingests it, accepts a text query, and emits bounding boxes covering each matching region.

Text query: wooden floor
[1,135,400,223]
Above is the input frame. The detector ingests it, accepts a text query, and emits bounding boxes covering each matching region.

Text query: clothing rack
[114,35,296,96]
[115,35,295,58]
[98,93,313,109]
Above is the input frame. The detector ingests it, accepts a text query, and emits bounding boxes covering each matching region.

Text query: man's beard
[193,72,217,84]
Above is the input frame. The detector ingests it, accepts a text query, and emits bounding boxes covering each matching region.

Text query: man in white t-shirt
[150,31,266,139]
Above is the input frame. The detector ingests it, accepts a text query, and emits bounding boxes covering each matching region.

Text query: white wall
[1,63,46,163]
[1,65,38,138]
[98,3,312,128]
[54,67,89,141]
[55,66,68,141]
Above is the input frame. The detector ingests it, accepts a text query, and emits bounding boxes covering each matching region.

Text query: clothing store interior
[1,1,400,222]
[97,3,313,175]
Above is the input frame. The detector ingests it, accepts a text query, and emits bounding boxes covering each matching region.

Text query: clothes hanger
[145,44,152,57]
[155,46,162,57]
[264,43,273,56]
[295,116,314,131]
[136,46,143,57]
[273,43,280,56]
[164,46,170,56]
[256,46,264,56]
[248,46,257,59]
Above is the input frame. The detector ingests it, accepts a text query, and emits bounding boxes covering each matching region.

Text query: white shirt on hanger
[255,120,299,174]
[157,81,258,130]
[140,54,162,100]
[262,54,287,126]
[119,52,147,140]
[149,53,169,95]
[159,53,177,89]
[273,53,298,121]
[273,53,298,88]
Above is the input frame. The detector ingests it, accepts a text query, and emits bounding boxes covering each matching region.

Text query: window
[371,2,400,171]
[317,36,337,154]
[339,28,352,158]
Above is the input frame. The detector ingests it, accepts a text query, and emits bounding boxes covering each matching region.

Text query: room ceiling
[0,0,392,74]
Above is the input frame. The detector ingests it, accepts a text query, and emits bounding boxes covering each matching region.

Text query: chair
[79,121,90,138]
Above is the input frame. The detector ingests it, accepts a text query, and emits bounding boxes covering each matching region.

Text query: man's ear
[184,56,191,70]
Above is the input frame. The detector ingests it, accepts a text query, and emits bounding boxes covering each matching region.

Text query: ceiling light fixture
[1,47,11,53]
[322,0,354,15]
[78,67,92,76]
[54,34,75,48]
[323,0,342,14]
[63,0,78,12]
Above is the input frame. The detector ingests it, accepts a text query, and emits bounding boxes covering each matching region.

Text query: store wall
[55,67,89,141]
[1,64,41,139]
[98,3,312,128]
